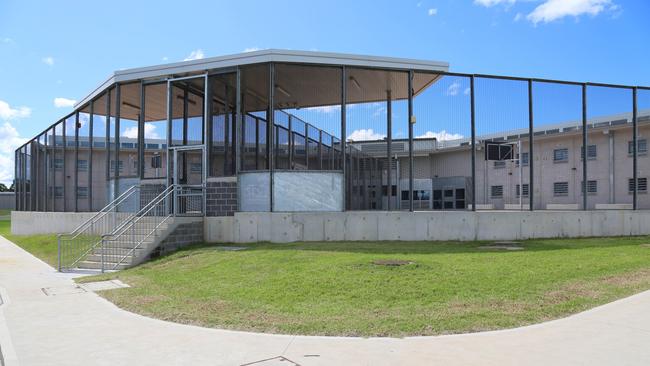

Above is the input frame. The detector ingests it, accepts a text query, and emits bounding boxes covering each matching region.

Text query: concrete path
[1,235,649,366]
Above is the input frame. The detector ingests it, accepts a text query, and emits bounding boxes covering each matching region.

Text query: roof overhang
[74,49,449,109]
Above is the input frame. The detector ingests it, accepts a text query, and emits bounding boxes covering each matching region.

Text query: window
[77,159,88,171]
[553,148,568,162]
[516,152,529,166]
[151,155,162,168]
[52,158,63,170]
[554,182,569,196]
[628,178,648,193]
[110,160,124,173]
[76,186,88,198]
[401,190,409,201]
[581,145,597,160]
[490,185,503,198]
[628,139,648,155]
[516,184,529,198]
[581,180,598,194]
[50,186,63,198]
[493,161,506,168]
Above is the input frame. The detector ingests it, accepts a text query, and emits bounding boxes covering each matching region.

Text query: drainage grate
[41,285,87,296]
[79,280,130,292]
[213,246,249,251]
[241,356,300,366]
[372,259,414,266]
[478,241,524,251]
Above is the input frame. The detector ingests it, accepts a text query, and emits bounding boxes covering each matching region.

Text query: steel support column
[470,76,476,212]
[582,84,588,211]
[341,66,347,211]
[268,63,275,211]
[408,70,414,212]
[528,79,534,211]
[633,87,638,210]
[387,89,392,211]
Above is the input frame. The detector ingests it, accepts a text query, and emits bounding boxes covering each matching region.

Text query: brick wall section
[152,220,204,258]
[206,181,238,216]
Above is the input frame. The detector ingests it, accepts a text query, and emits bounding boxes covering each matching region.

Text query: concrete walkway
[1,236,649,366]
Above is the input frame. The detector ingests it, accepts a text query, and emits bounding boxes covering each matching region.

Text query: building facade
[14,50,650,215]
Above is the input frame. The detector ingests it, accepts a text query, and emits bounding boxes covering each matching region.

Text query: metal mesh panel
[586,86,633,209]
[532,82,582,210]
[638,89,650,209]
[475,77,529,210]
[413,73,472,210]
[209,72,237,176]
[91,93,108,211]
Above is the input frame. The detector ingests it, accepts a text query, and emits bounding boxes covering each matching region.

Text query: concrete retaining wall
[11,211,97,235]
[205,210,650,243]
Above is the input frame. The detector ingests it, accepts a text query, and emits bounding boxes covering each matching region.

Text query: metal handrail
[58,185,138,240]
[57,185,142,271]
[103,185,174,240]
[101,185,178,271]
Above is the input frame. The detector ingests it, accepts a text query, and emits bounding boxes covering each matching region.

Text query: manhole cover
[372,259,414,266]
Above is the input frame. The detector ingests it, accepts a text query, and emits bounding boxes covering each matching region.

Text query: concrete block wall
[153,219,204,257]
[206,178,237,217]
[204,210,650,243]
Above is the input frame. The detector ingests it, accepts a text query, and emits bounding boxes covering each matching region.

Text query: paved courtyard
[1,235,649,366]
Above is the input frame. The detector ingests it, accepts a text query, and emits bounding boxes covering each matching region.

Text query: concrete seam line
[0,287,18,366]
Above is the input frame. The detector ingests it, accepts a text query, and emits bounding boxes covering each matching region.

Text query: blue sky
[0,0,648,183]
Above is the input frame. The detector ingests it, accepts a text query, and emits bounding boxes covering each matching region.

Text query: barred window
[581,145,597,160]
[554,182,569,196]
[553,148,568,162]
[490,185,503,198]
[581,180,597,194]
[516,184,529,198]
[629,139,648,155]
[77,159,88,171]
[76,186,88,198]
[628,178,648,192]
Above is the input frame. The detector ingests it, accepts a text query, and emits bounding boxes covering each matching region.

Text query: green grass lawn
[77,238,650,337]
[0,212,59,267]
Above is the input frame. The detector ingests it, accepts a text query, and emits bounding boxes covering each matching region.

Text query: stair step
[85,254,135,264]
[77,260,131,270]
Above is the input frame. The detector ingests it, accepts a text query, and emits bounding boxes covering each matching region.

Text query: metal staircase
[58,185,204,272]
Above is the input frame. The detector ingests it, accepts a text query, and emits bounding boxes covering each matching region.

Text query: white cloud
[0,122,27,184]
[162,56,169,61]
[417,130,464,141]
[42,56,54,66]
[514,12,524,21]
[474,0,516,7]
[54,97,76,108]
[463,87,471,95]
[1,37,13,44]
[428,8,438,16]
[304,105,340,114]
[183,49,205,61]
[121,124,160,139]
[445,82,461,96]
[347,129,385,141]
[0,100,31,120]
[243,47,261,52]
[417,1,423,7]
[527,0,615,25]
